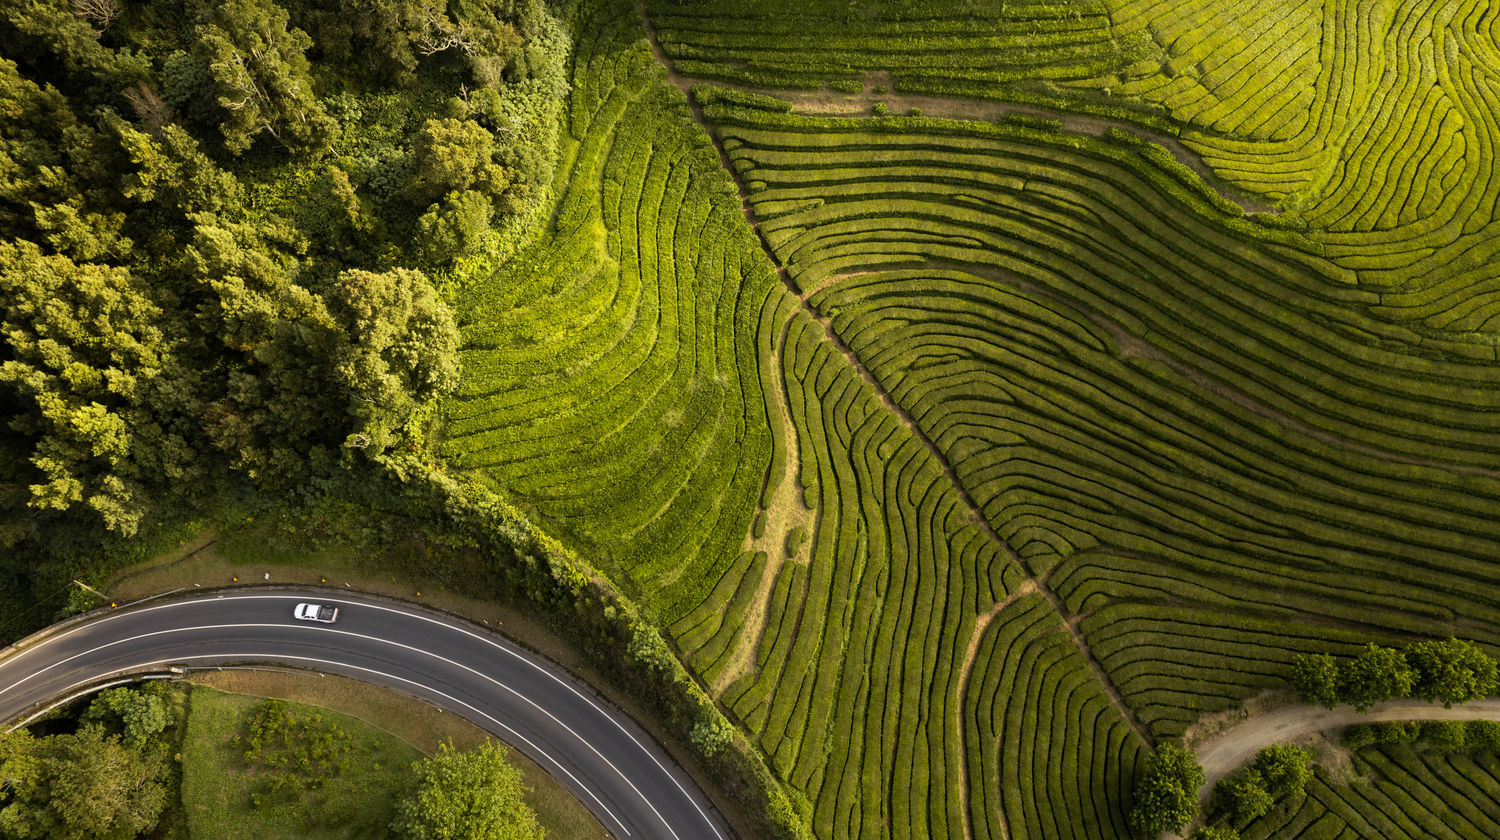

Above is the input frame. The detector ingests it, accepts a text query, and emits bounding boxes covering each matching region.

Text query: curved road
[0,589,731,840]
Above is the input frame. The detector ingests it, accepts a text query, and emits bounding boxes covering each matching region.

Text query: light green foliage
[416,190,495,266]
[627,624,678,674]
[1190,827,1240,840]
[1253,745,1312,799]
[81,686,173,748]
[1130,744,1204,834]
[326,266,460,450]
[1406,638,1500,708]
[0,242,171,541]
[690,710,735,757]
[193,0,336,154]
[0,725,170,840]
[405,118,514,208]
[1338,645,1416,712]
[1289,653,1341,709]
[390,741,545,840]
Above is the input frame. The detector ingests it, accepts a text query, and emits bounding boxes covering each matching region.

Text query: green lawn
[180,686,420,840]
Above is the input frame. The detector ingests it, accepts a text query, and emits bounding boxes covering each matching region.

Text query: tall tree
[1129,743,1204,835]
[1288,652,1340,708]
[1337,644,1415,711]
[0,241,176,543]
[1406,637,1499,707]
[390,741,545,840]
[0,725,169,840]
[193,0,336,154]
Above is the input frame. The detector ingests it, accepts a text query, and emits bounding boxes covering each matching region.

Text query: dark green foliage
[1213,769,1273,824]
[1129,744,1204,834]
[1253,744,1312,798]
[1337,644,1415,712]
[389,741,544,840]
[193,0,336,154]
[1406,638,1500,708]
[0,725,171,840]
[1191,827,1240,840]
[1290,653,1341,708]
[0,0,556,583]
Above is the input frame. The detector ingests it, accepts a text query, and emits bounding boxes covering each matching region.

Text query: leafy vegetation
[390,741,544,840]
[0,0,567,625]
[1235,739,1500,840]
[6,0,1500,838]
[0,684,182,840]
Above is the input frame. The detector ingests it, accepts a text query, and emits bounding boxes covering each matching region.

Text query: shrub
[1254,744,1312,798]
[1214,769,1273,823]
[1406,638,1499,707]
[1130,744,1204,834]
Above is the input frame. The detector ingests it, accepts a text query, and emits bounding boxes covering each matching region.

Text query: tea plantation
[436,0,1500,839]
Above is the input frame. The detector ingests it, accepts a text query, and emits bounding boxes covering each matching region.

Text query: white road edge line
[3,592,726,840]
[9,653,633,837]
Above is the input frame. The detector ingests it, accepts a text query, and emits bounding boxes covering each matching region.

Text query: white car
[293,602,339,623]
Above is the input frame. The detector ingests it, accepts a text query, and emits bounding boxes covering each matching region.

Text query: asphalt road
[0,589,732,840]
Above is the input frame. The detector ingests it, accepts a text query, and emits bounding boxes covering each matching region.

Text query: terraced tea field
[1238,744,1500,839]
[443,0,1500,838]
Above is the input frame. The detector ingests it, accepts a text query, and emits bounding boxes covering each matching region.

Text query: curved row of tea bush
[440,0,779,619]
[714,307,1025,840]
[652,0,1500,338]
[695,102,1500,746]
[1237,745,1500,840]
[964,594,1146,840]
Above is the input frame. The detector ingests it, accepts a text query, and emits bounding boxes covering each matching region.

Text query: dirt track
[1194,698,1500,797]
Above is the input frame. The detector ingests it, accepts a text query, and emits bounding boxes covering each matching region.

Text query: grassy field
[180,687,420,840]
[187,672,610,840]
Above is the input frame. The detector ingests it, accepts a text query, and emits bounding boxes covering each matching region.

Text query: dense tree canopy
[0,725,170,840]
[390,741,544,840]
[1129,743,1204,834]
[0,0,568,604]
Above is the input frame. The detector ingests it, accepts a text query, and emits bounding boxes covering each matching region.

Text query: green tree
[0,725,169,840]
[1337,644,1414,712]
[690,710,734,758]
[405,118,512,208]
[1213,769,1272,823]
[0,241,176,543]
[1289,652,1340,708]
[390,741,545,840]
[1406,637,1499,708]
[1129,743,1204,834]
[295,0,449,85]
[416,190,493,266]
[1190,827,1240,840]
[193,0,336,154]
[81,686,172,748]
[1253,744,1312,798]
[325,266,460,452]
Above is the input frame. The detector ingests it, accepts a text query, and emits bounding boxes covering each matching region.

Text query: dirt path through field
[636,0,1151,749]
[1193,698,1500,801]
[672,69,1280,215]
